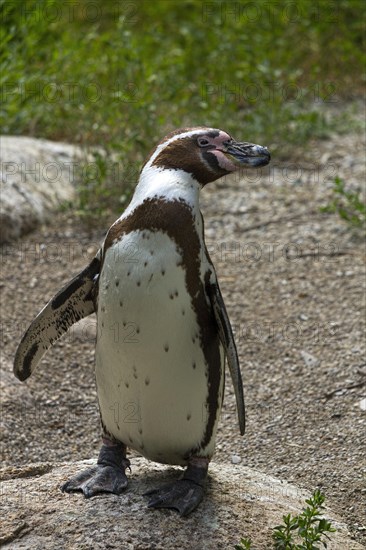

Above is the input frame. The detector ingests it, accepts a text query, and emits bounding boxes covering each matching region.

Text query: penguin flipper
[14,253,101,382]
[207,280,245,436]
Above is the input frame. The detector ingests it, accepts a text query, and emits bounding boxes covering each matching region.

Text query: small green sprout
[321,177,366,230]
[235,489,336,550]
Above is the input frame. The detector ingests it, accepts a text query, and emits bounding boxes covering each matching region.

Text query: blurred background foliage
[1,0,365,220]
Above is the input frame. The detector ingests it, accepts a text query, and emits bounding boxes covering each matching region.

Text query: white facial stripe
[146,128,221,168]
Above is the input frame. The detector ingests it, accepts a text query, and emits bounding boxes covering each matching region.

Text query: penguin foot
[144,459,208,516]
[61,464,129,498]
[144,479,204,516]
[61,442,130,498]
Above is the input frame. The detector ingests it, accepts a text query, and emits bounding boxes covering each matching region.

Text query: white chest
[95,230,224,465]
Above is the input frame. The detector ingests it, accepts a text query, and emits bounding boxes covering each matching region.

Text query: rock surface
[0,458,362,550]
[0,136,83,242]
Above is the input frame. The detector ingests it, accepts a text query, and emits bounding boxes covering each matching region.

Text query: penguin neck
[126,165,201,215]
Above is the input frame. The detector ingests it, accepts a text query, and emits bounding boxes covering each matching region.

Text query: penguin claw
[61,465,128,498]
[144,479,204,516]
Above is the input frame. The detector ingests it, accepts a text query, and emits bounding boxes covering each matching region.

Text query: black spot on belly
[139,428,143,435]
[125,381,129,388]
[187,413,191,421]
[182,308,185,316]
[145,377,150,385]
[161,269,165,276]
[119,300,123,307]
[137,281,141,287]
[175,290,179,297]
[192,361,196,370]
[169,293,174,300]
[115,280,119,287]
[144,261,148,267]
[164,344,169,352]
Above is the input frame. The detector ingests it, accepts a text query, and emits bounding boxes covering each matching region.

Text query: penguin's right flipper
[206,279,245,436]
[14,253,101,381]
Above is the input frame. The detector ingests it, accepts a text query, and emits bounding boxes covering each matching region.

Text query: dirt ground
[1,118,365,546]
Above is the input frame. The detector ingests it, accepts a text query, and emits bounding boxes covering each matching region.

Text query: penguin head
[143,127,270,186]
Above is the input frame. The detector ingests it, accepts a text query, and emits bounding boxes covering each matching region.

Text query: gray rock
[0,458,361,549]
[0,136,84,243]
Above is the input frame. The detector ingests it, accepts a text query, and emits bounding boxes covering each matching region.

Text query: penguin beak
[223,140,271,168]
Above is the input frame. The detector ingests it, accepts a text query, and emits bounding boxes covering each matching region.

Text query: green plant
[272,489,336,550]
[321,177,366,229]
[235,490,336,550]
[235,538,252,550]
[1,0,365,222]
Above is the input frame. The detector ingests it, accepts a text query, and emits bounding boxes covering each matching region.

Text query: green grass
[321,177,366,231]
[1,0,365,221]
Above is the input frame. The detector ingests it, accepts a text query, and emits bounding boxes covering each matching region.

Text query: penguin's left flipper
[207,279,246,436]
[14,253,101,381]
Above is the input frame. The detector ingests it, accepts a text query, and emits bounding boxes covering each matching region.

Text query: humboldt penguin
[14,127,270,515]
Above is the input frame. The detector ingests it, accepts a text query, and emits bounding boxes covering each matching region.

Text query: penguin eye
[197,137,210,147]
